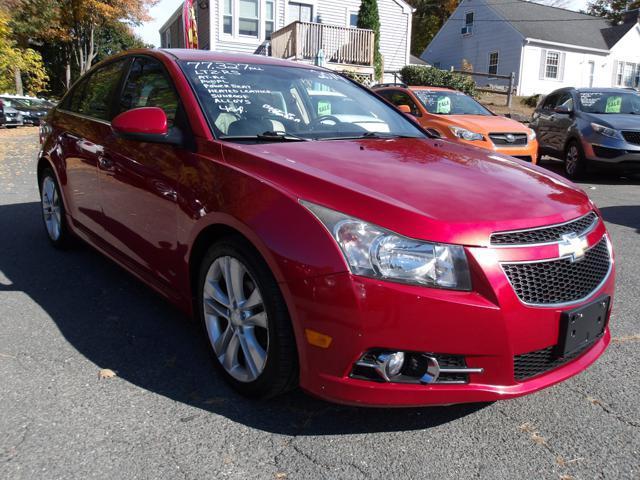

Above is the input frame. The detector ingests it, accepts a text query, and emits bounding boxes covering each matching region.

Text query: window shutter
[539,49,547,80]
[558,52,566,81]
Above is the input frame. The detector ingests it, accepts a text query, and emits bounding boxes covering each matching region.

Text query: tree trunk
[14,67,24,96]
[65,62,71,90]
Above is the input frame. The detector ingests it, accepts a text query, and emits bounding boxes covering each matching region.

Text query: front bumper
[455,137,539,164]
[582,135,640,170]
[288,224,614,407]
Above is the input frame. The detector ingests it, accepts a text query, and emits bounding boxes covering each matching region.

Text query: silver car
[531,88,640,179]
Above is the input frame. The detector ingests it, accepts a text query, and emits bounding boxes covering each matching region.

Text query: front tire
[39,168,72,248]
[197,237,298,399]
[564,140,586,180]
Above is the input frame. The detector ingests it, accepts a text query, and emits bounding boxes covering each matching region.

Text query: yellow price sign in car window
[605,96,622,113]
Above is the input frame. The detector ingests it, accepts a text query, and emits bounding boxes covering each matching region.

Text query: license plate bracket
[556,296,609,357]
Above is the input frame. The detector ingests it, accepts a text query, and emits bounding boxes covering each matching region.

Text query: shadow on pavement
[599,205,640,233]
[0,201,486,435]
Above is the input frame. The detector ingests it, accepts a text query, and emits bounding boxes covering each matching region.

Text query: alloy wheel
[565,145,579,175]
[41,176,62,241]
[202,255,269,382]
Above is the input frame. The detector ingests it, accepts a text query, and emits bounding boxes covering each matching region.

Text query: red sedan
[37,49,615,407]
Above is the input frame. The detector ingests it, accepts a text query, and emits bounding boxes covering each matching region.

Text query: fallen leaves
[274,473,287,479]
[98,368,117,379]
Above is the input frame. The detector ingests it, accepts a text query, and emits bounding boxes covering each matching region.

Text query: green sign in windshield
[317,100,332,116]
[436,96,451,114]
[605,96,622,113]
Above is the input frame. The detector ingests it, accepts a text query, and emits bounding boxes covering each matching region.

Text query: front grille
[489,133,528,146]
[514,338,599,381]
[622,130,640,145]
[491,211,598,246]
[502,236,610,305]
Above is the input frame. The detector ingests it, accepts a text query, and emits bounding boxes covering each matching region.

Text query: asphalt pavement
[0,128,638,480]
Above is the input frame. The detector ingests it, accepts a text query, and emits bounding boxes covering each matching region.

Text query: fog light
[386,351,405,377]
[375,351,405,380]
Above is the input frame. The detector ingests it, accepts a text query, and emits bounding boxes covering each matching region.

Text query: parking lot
[0,127,638,480]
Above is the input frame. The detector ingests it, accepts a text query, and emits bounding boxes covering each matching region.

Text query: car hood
[222,137,591,246]
[445,115,530,134]
[582,112,640,130]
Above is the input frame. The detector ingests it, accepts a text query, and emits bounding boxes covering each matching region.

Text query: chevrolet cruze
[37,50,615,406]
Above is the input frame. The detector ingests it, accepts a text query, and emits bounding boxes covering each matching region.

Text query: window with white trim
[265,0,274,38]
[239,0,259,37]
[615,62,639,88]
[545,51,560,79]
[223,0,233,35]
[462,11,473,35]
[348,11,358,28]
[488,51,499,75]
[289,2,313,23]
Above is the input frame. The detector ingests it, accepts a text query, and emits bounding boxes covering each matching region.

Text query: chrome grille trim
[490,211,599,247]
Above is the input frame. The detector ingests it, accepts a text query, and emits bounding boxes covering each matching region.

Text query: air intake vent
[514,338,599,381]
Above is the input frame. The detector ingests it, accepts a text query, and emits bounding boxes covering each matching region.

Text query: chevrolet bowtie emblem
[558,232,588,262]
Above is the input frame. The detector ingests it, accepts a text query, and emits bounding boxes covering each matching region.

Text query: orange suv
[374,85,538,163]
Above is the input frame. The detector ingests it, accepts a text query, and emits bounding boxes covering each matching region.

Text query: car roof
[408,86,455,92]
[574,87,639,94]
[156,48,324,70]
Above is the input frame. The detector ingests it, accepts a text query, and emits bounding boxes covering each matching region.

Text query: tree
[0,8,48,95]
[588,0,640,23]
[357,0,383,81]
[58,0,154,78]
[408,0,459,57]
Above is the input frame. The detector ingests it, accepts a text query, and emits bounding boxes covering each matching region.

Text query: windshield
[179,61,425,141]
[578,91,640,114]
[412,90,492,116]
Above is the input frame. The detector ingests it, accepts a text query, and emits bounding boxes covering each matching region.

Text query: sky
[133,0,592,48]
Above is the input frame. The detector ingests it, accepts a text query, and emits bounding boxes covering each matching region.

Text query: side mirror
[554,105,572,115]
[112,107,183,145]
[397,104,413,114]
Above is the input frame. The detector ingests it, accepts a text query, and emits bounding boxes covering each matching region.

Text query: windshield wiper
[318,132,422,141]
[221,131,312,142]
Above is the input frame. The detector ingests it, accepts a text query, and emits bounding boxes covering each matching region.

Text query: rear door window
[77,59,129,120]
[118,57,180,127]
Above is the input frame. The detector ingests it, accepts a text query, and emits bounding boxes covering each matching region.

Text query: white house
[420,0,640,96]
[159,0,414,82]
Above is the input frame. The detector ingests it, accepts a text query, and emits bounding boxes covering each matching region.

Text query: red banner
[183,0,199,49]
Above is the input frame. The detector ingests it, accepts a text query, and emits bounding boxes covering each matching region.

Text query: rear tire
[197,236,298,399]
[564,140,586,180]
[39,168,73,249]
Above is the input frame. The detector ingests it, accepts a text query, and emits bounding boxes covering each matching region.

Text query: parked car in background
[38,50,614,407]
[0,99,24,128]
[374,85,539,163]
[531,88,640,179]
[0,95,51,126]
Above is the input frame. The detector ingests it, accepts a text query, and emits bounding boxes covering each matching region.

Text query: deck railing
[270,21,374,67]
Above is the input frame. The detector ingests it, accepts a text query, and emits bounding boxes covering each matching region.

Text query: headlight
[301,201,472,290]
[449,126,483,141]
[591,123,619,139]
[528,129,536,141]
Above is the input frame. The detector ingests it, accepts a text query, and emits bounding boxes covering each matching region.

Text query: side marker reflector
[305,329,332,348]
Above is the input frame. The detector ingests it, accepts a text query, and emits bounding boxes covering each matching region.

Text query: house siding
[609,24,640,87]
[519,43,609,96]
[421,0,524,88]
[160,0,412,75]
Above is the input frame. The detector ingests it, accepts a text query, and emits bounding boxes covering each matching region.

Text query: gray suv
[531,88,640,179]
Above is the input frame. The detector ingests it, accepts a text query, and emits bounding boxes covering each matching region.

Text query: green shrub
[399,65,476,97]
[521,94,541,108]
